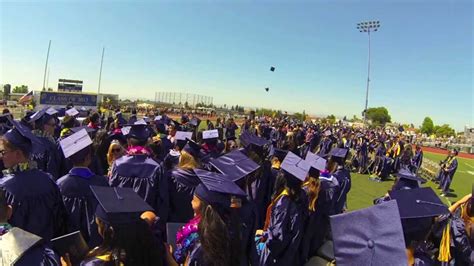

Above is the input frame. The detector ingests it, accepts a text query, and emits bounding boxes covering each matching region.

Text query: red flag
[18,91,33,104]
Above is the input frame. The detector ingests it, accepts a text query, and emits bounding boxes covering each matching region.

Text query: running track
[420,146,474,159]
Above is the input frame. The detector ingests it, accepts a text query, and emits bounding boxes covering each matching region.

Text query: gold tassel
[438,220,451,263]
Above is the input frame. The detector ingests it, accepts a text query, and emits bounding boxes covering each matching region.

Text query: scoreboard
[58,79,83,92]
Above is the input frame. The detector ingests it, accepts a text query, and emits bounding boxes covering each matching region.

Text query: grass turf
[347,152,474,211]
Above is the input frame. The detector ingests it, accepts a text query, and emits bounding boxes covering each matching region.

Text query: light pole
[357,20,380,123]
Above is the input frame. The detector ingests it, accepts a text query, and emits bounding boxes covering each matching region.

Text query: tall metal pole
[46,67,50,90]
[364,30,371,122]
[98,47,105,99]
[42,40,51,90]
[357,21,380,123]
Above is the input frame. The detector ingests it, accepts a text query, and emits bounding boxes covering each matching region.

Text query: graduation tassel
[438,220,451,263]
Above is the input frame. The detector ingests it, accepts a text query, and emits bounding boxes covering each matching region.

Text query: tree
[435,124,455,137]
[420,117,435,135]
[326,114,336,124]
[184,101,189,108]
[13,85,28,94]
[365,107,391,126]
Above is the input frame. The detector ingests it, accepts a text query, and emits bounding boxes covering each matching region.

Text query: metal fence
[154,92,213,107]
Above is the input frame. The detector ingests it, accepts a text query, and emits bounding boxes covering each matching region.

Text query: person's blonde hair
[178,150,200,170]
[107,141,123,166]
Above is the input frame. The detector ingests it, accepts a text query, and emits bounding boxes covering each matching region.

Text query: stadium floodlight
[356,20,381,123]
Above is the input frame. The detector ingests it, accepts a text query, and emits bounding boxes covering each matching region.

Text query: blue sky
[0,0,472,130]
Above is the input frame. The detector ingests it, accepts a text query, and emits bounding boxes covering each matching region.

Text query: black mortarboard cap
[3,118,44,154]
[396,168,426,183]
[193,169,246,208]
[182,138,202,158]
[265,87,269,92]
[189,117,201,128]
[51,231,89,265]
[270,66,275,72]
[28,107,49,123]
[329,147,348,159]
[305,151,327,171]
[272,148,288,162]
[330,200,406,265]
[210,150,260,181]
[91,186,154,225]
[127,124,150,140]
[389,187,449,219]
[281,151,310,182]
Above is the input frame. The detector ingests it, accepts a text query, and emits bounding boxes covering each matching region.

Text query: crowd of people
[0,105,472,266]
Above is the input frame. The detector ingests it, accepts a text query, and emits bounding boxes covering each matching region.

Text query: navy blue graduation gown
[56,168,109,248]
[332,167,351,214]
[239,199,260,266]
[109,154,168,217]
[30,136,61,180]
[15,245,60,266]
[260,195,306,266]
[0,168,67,241]
[168,168,200,223]
[440,158,458,193]
[250,162,274,229]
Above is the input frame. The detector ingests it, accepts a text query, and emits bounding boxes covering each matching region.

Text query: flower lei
[127,146,151,156]
[173,215,201,263]
[2,161,37,176]
[0,223,12,236]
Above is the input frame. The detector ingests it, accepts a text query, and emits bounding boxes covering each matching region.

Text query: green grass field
[347,152,474,210]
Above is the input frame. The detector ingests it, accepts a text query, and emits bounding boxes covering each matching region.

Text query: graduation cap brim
[124,124,150,140]
[194,169,246,196]
[28,107,49,123]
[91,186,154,225]
[305,151,327,172]
[51,231,89,264]
[182,138,202,157]
[396,170,426,183]
[210,150,260,181]
[281,151,310,182]
[330,200,406,265]
[389,187,449,219]
[4,118,44,154]
[329,147,349,159]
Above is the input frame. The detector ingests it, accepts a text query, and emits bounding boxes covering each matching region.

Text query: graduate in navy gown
[439,150,458,196]
[80,186,163,266]
[28,107,61,180]
[168,169,246,266]
[209,149,261,266]
[169,136,202,223]
[0,188,60,266]
[301,151,325,262]
[328,148,351,214]
[0,119,67,241]
[56,128,109,248]
[256,151,308,266]
[109,122,168,221]
[412,145,423,174]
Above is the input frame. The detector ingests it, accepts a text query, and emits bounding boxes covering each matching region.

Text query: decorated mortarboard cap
[396,168,426,183]
[329,147,348,159]
[193,169,246,208]
[183,138,202,158]
[281,151,310,182]
[210,150,260,181]
[305,151,327,171]
[59,128,93,159]
[91,186,154,225]
[202,129,219,140]
[389,187,448,219]
[70,126,97,134]
[65,107,79,117]
[46,107,58,116]
[330,200,406,265]
[175,131,193,141]
[3,118,44,154]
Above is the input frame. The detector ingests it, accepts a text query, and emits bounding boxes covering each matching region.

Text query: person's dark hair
[128,138,147,147]
[90,113,100,124]
[69,146,92,165]
[273,170,303,203]
[197,201,241,266]
[0,188,8,221]
[2,109,10,114]
[86,218,162,266]
[62,116,76,128]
